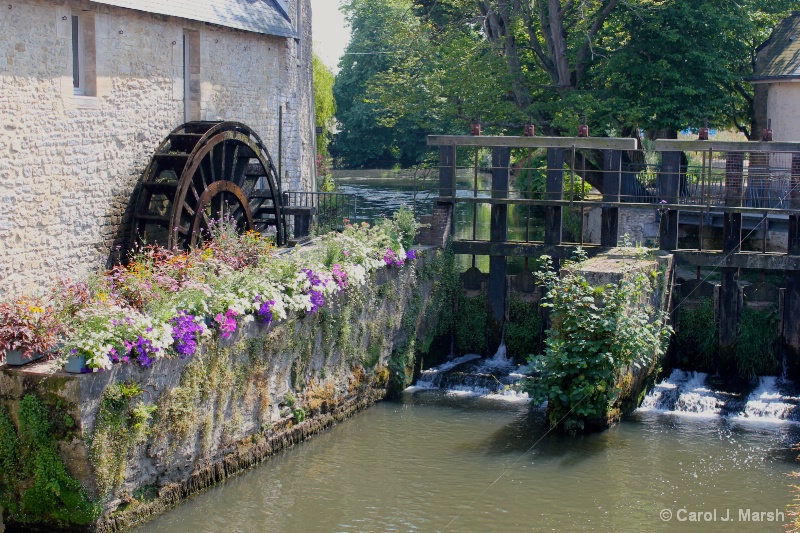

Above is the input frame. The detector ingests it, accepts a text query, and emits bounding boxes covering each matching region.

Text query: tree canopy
[313,54,336,157]
[332,0,800,168]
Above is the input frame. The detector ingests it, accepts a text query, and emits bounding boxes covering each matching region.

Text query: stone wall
[0,248,450,531]
[562,248,674,429]
[0,0,315,298]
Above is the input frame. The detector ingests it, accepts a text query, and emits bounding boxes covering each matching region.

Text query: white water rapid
[638,369,800,422]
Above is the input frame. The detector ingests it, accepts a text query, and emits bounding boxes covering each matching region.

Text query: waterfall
[407,345,529,399]
[638,369,799,422]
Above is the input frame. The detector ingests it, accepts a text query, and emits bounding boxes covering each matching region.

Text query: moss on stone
[1,394,100,528]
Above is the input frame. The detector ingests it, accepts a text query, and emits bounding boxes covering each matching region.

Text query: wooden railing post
[719,152,744,358]
[545,148,564,246]
[659,151,681,251]
[602,150,621,247]
[785,152,800,377]
[488,147,510,349]
[438,145,456,200]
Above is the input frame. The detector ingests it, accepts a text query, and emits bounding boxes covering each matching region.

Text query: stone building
[752,12,800,141]
[0,0,315,297]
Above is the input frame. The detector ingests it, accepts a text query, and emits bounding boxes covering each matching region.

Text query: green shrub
[506,295,542,357]
[525,254,671,433]
[455,293,487,355]
[0,395,99,527]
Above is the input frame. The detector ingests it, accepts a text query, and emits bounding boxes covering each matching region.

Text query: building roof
[753,12,800,82]
[90,0,297,39]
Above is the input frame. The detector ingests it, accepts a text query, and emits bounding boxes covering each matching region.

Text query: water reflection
[334,170,543,275]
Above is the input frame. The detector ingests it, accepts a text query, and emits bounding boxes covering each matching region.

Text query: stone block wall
[0,0,314,298]
[0,248,451,532]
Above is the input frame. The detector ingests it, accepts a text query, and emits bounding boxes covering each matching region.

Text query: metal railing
[284,191,357,234]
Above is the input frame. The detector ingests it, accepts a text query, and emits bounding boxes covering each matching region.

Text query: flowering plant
[3,208,422,371]
[0,298,62,361]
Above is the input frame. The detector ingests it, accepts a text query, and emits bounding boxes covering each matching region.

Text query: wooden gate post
[488,147,510,353]
[719,152,744,360]
[659,151,681,251]
[545,148,564,246]
[785,153,800,378]
[602,150,621,247]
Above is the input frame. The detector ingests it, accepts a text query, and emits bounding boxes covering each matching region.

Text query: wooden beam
[427,135,637,151]
[653,139,800,153]
[674,250,800,271]
[451,240,604,259]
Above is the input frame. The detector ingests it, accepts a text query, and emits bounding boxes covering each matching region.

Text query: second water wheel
[130,121,286,250]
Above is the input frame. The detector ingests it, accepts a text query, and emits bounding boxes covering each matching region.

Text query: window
[295,0,302,60]
[71,15,82,93]
[183,30,201,122]
[71,12,96,96]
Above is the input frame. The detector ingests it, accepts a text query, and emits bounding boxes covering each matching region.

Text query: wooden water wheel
[130,121,286,250]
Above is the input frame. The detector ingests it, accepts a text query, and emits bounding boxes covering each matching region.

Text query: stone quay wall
[0,248,451,532]
[0,0,315,298]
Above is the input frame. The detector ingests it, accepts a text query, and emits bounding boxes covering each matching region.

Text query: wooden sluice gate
[426,134,800,374]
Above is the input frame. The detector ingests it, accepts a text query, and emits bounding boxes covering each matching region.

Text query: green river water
[136,389,799,533]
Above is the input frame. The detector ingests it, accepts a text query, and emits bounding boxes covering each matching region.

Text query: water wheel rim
[189,180,255,247]
[169,129,283,248]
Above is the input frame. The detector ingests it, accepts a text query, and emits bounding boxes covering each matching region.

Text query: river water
[137,384,799,533]
[333,170,541,274]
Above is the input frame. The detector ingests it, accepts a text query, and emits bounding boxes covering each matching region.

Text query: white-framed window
[71,14,84,94]
[71,12,96,96]
[183,30,201,122]
[295,0,302,60]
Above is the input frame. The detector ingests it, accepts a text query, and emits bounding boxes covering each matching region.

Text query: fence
[283,191,357,234]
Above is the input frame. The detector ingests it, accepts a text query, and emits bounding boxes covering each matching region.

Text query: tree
[313,54,336,157]
[333,0,447,168]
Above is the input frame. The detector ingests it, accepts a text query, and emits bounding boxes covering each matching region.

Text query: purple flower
[383,248,405,266]
[308,289,325,314]
[214,309,239,339]
[170,311,205,358]
[332,264,348,291]
[255,297,275,325]
[129,335,158,367]
[406,249,417,260]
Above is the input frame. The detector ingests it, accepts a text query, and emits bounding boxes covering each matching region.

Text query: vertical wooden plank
[488,146,510,324]
[719,152,744,356]
[659,151,680,251]
[438,145,456,199]
[785,153,800,378]
[545,148,564,246]
[601,150,621,247]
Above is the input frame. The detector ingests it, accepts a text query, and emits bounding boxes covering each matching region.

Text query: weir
[425,134,800,377]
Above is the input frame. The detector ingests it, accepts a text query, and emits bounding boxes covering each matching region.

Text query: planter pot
[64,354,87,374]
[4,349,44,366]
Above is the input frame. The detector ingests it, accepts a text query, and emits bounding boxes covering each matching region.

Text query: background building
[0,0,314,297]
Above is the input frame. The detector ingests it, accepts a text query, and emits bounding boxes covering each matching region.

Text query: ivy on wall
[0,395,100,528]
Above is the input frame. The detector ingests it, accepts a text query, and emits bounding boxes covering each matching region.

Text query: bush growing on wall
[524,253,671,433]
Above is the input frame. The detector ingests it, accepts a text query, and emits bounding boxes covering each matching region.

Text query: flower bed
[0,211,419,372]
